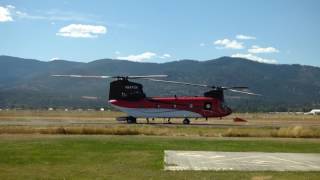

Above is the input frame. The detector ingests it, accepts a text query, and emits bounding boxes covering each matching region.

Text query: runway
[164,150,320,171]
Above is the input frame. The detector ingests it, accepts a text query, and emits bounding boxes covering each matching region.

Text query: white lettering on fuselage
[125,85,138,90]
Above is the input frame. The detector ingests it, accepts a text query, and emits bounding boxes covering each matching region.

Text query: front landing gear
[127,116,137,124]
[183,118,190,125]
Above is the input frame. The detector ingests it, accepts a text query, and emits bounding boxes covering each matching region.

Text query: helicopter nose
[226,107,232,115]
[108,99,118,104]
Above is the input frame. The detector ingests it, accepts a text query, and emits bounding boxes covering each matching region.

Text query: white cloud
[231,53,277,64]
[114,51,121,55]
[236,34,256,40]
[0,5,45,21]
[50,57,60,61]
[14,8,102,23]
[45,9,102,23]
[200,43,206,47]
[214,39,244,49]
[1,5,102,24]
[16,11,45,20]
[117,52,171,61]
[9,8,82,22]
[159,53,171,59]
[56,24,107,38]
[163,54,171,58]
[117,52,157,62]
[6,5,15,9]
[0,5,14,22]
[248,45,279,54]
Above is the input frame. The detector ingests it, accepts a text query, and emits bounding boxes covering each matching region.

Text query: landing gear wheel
[127,116,137,124]
[183,118,190,125]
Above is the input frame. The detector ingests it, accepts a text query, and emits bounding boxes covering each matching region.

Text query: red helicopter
[52,75,260,124]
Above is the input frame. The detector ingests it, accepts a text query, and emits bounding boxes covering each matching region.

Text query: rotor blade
[144,78,209,87]
[52,74,168,79]
[143,78,251,90]
[222,86,248,90]
[51,75,112,79]
[228,89,261,96]
[127,75,168,79]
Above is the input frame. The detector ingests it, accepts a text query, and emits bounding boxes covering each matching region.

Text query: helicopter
[52,74,260,124]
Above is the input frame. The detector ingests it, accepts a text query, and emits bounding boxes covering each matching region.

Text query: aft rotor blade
[228,89,261,96]
[222,86,248,90]
[145,78,209,87]
[51,75,112,79]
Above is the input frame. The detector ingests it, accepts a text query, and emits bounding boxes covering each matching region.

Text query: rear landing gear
[127,116,137,124]
[183,118,190,125]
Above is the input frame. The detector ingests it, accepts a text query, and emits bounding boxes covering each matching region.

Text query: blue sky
[0,0,319,66]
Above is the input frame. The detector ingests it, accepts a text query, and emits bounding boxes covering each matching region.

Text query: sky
[0,0,319,66]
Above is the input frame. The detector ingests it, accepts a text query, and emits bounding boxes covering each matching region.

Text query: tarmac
[164,150,320,171]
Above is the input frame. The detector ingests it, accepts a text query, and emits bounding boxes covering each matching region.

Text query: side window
[204,102,212,110]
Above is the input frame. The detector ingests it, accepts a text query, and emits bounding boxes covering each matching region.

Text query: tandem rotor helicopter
[52,74,260,124]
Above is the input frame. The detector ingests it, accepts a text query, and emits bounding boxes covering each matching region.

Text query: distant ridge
[0,55,320,112]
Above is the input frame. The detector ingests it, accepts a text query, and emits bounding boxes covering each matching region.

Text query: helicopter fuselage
[109,96,231,118]
[108,79,232,119]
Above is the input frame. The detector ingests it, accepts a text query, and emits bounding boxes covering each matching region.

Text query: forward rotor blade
[144,78,209,87]
[51,75,112,79]
[228,89,261,96]
[127,75,168,79]
[52,74,168,79]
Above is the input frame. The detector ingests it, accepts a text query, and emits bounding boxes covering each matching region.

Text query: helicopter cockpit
[204,89,224,101]
[109,79,146,101]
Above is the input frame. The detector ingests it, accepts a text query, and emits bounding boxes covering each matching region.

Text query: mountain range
[1,55,320,112]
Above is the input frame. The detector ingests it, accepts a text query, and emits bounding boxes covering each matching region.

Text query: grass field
[0,110,319,179]
[0,135,320,180]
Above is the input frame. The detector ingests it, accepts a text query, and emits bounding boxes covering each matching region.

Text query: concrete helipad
[164,150,320,171]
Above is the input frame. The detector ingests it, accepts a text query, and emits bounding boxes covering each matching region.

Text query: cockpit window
[220,102,228,110]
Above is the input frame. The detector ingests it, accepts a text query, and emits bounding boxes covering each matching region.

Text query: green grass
[0,135,320,179]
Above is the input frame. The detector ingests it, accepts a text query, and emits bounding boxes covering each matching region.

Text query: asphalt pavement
[165,150,320,171]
